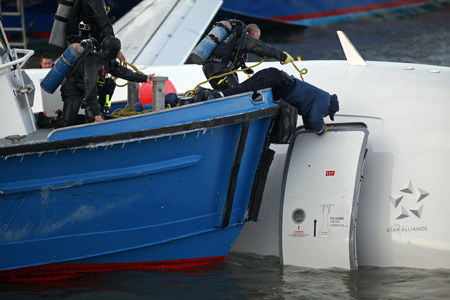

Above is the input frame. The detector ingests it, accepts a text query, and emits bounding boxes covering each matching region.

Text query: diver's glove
[281,52,294,65]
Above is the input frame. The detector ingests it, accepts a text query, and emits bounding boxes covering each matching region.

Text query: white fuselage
[27,59,450,269]
[232,60,450,269]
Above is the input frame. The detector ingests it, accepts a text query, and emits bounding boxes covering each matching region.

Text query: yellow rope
[291,61,308,81]
[184,58,308,97]
[108,57,308,117]
[183,58,268,96]
[112,58,145,87]
[110,103,152,118]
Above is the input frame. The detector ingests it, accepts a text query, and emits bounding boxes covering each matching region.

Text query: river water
[2,4,450,300]
[260,2,450,67]
[2,252,450,299]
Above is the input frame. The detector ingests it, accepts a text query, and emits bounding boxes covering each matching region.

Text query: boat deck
[0,128,51,149]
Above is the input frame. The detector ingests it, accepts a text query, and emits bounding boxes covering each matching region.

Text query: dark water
[255,3,450,67]
[4,5,450,300]
[2,253,450,299]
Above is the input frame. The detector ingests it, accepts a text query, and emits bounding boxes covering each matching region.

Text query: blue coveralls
[221,67,331,134]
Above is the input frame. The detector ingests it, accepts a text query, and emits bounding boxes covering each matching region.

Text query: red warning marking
[326,171,335,176]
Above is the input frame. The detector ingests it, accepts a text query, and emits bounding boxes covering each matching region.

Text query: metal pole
[127,82,140,109]
[152,76,167,112]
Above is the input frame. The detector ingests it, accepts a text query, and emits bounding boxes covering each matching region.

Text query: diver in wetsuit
[38,36,154,129]
[202,20,294,90]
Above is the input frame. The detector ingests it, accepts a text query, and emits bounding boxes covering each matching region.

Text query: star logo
[389,180,429,220]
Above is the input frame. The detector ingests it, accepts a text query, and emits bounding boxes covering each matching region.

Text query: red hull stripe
[269,0,435,22]
[0,256,226,282]
[6,31,51,40]
[30,32,52,39]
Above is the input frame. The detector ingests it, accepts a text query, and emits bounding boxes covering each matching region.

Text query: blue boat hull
[1,0,141,40]
[0,91,279,280]
[221,0,440,26]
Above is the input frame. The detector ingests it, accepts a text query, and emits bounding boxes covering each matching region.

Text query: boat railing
[1,19,36,136]
[1,18,35,106]
[0,48,34,71]
[0,48,35,116]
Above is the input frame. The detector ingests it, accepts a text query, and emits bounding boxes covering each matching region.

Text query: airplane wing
[114,0,223,65]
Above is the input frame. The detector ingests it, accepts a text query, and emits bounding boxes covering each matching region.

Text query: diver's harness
[61,38,97,87]
[207,20,247,72]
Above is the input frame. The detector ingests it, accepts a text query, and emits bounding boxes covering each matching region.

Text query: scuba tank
[40,43,85,94]
[189,21,232,65]
[49,0,75,48]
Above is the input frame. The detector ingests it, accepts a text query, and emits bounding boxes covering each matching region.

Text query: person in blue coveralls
[195,67,339,135]
[202,21,295,90]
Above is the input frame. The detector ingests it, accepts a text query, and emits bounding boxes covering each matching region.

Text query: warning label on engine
[329,216,348,227]
[289,229,309,238]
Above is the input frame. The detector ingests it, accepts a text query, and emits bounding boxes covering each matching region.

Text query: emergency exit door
[280,123,368,270]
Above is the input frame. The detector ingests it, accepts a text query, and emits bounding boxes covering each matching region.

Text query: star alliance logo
[389,180,429,220]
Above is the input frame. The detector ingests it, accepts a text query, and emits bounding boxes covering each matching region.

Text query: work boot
[205,90,224,100]
[36,112,59,129]
[36,112,47,128]
[193,86,208,102]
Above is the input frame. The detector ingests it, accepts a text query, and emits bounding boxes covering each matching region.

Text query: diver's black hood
[100,36,121,60]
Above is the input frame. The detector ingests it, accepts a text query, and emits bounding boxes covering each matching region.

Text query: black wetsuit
[66,0,115,44]
[59,51,147,127]
[202,23,287,90]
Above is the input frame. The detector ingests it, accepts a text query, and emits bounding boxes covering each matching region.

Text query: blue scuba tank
[189,21,232,65]
[40,43,85,94]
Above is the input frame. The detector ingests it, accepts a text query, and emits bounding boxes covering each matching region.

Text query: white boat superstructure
[0,21,36,139]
